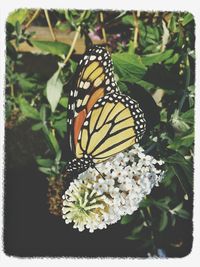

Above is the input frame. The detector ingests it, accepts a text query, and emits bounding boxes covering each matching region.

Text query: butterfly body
[65,45,147,175]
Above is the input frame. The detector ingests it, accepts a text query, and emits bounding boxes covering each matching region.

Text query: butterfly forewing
[67,45,119,153]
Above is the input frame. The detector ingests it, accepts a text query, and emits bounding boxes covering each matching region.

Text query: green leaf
[171,165,191,197]
[46,69,63,112]
[36,157,54,168]
[40,104,46,122]
[48,131,60,155]
[17,73,41,92]
[70,59,78,73]
[54,118,67,138]
[161,166,174,187]
[112,52,147,82]
[140,197,170,211]
[122,15,133,26]
[172,203,183,213]
[158,211,168,232]
[164,53,180,65]
[166,153,193,187]
[38,167,52,175]
[169,15,177,33]
[121,214,134,225]
[59,97,68,108]
[180,109,194,125]
[42,126,60,155]
[141,49,174,66]
[117,81,129,93]
[182,13,194,26]
[32,122,43,131]
[18,97,40,120]
[7,9,28,25]
[168,131,194,150]
[31,40,70,57]
[131,224,144,237]
[174,209,190,219]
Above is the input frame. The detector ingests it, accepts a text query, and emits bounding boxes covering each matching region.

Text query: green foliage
[46,68,63,112]
[30,40,70,58]
[5,9,194,256]
[18,97,40,120]
[7,9,29,25]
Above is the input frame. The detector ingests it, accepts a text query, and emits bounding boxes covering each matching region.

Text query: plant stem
[44,9,56,41]
[133,11,140,52]
[50,121,56,136]
[100,12,107,47]
[61,10,87,67]
[24,9,41,29]
[63,25,81,65]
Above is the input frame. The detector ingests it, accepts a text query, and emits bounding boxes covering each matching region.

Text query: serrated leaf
[112,52,147,82]
[31,40,70,57]
[18,97,40,120]
[141,49,174,66]
[46,69,63,112]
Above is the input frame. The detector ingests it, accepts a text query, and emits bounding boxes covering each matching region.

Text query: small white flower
[62,144,165,232]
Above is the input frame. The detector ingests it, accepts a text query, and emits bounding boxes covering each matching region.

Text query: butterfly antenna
[94,166,106,179]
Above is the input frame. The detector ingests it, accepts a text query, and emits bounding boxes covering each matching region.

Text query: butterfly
[64,45,146,175]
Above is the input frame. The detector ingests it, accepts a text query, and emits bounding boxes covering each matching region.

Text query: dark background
[4,125,192,258]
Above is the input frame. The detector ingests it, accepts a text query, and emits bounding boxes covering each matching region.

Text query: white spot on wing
[82,95,90,106]
[90,55,96,60]
[80,81,84,88]
[105,79,110,85]
[83,81,90,89]
[77,99,82,108]
[94,78,102,87]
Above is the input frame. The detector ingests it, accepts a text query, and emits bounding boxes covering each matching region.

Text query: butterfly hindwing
[75,93,146,165]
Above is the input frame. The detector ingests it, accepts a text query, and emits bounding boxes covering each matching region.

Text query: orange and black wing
[67,45,119,154]
[66,93,146,173]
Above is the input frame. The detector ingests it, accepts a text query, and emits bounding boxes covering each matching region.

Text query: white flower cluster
[62,144,164,232]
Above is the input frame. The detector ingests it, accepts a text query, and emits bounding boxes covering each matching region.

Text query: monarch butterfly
[65,45,146,175]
